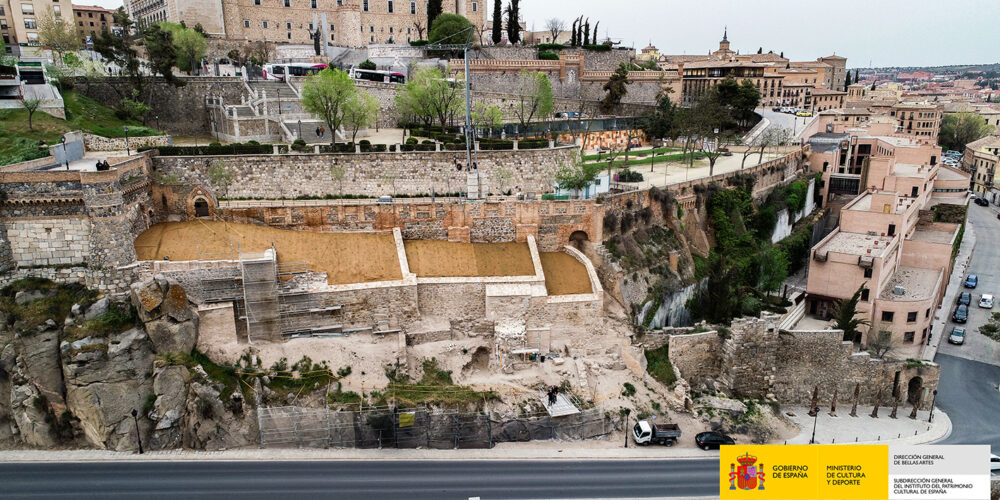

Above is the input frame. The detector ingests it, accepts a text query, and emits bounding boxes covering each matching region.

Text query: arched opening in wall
[194,198,210,217]
[569,230,589,250]
[906,376,923,405]
[147,210,155,224]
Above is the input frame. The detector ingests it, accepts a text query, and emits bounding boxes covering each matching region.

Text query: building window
[286,22,291,29]
[389,27,393,33]
[881,311,894,322]
[312,0,317,7]
[388,0,393,13]
[370,25,374,32]
[53,5,61,16]
[861,288,870,302]
[244,20,250,28]
[906,311,917,322]
[904,331,915,343]
[887,224,896,236]
[925,308,930,318]
[24,18,36,29]
[308,23,313,30]
[472,1,477,11]
[284,0,290,6]
[410,0,415,13]
[26,32,38,42]
[363,0,369,11]
[21,3,33,15]
[254,0,260,4]
[262,20,268,29]
[863,268,872,278]
[287,32,291,39]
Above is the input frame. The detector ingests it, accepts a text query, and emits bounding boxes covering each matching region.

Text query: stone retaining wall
[83,134,173,152]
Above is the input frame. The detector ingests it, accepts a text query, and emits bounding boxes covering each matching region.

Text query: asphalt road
[934,353,1000,449]
[0,459,719,499]
[754,108,812,138]
[937,203,1000,364]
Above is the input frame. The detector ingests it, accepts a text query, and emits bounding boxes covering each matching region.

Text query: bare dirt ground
[404,240,534,277]
[134,221,402,284]
[539,252,592,295]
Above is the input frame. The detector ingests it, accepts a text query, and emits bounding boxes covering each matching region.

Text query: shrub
[246,140,260,145]
[208,142,221,147]
[405,137,418,145]
[409,39,429,46]
[359,139,371,146]
[538,51,559,61]
[622,382,636,397]
[616,169,644,182]
[358,59,376,70]
[536,43,565,51]
[146,144,275,156]
[644,344,676,387]
[583,43,613,51]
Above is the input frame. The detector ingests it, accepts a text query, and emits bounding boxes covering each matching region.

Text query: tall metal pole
[463,46,473,175]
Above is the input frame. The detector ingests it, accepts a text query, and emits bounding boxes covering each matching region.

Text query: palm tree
[833,284,870,343]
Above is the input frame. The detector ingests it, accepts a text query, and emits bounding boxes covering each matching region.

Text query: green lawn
[0,89,163,166]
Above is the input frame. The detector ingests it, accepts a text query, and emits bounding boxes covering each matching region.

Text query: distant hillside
[852,63,1000,74]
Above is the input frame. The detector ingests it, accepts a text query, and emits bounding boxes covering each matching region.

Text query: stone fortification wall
[151,146,577,199]
[83,134,173,152]
[663,315,941,411]
[560,49,633,70]
[217,198,602,252]
[5,219,91,267]
[475,46,539,60]
[73,77,248,136]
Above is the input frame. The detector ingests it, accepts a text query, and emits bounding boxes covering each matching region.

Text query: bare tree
[545,18,565,44]
[741,126,792,169]
[412,20,426,40]
[21,99,42,130]
[865,325,896,359]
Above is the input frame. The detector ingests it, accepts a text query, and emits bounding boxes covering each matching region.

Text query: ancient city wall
[668,331,723,385]
[151,146,578,199]
[83,134,173,152]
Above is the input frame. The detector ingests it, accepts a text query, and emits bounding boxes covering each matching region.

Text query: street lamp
[123,126,130,156]
[809,406,820,444]
[276,88,281,115]
[297,120,302,140]
[623,408,632,448]
[928,390,938,422]
[130,408,143,454]
[60,136,68,170]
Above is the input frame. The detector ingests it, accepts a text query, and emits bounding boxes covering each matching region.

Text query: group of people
[314,126,327,138]
[94,160,111,171]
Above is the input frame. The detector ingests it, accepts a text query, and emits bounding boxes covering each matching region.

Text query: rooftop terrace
[817,231,894,258]
[879,266,941,301]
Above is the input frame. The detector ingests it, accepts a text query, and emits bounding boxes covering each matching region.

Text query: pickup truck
[632,420,681,446]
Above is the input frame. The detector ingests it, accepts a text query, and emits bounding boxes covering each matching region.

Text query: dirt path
[539,252,592,295]
[134,221,402,285]
[404,240,534,277]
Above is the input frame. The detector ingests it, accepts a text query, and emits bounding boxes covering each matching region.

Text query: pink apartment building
[801,129,970,356]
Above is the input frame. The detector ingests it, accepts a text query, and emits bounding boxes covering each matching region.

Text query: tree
[758,247,789,297]
[491,0,502,44]
[193,23,205,35]
[413,20,426,40]
[161,22,206,75]
[207,160,233,198]
[833,284,870,343]
[37,8,82,63]
[471,102,503,138]
[642,89,677,142]
[506,0,521,45]
[689,87,734,176]
[844,69,852,90]
[0,38,16,67]
[545,18,564,44]
[143,24,183,86]
[592,21,599,44]
[21,99,41,130]
[93,9,148,98]
[329,164,347,198]
[427,0,443,30]
[513,70,554,134]
[600,62,630,114]
[395,66,463,130]
[301,68,358,146]
[358,59,377,70]
[742,126,791,168]
[429,13,473,44]
[583,18,590,46]
[978,311,1000,341]
[555,155,603,192]
[343,92,379,144]
[939,112,993,152]
[865,327,895,359]
[569,18,577,47]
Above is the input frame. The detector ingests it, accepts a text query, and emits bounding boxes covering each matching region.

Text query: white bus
[348,68,406,84]
[262,63,328,81]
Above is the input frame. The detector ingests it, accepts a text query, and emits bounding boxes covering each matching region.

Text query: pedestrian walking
[320,126,326,137]
[315,127,321,138]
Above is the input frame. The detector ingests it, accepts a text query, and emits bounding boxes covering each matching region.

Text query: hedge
[536,43,565,51]
[398,144,437,152]
[409,40,429,46]
[538,51,559,60]
[517,139,549,149]
[583,43,612,52]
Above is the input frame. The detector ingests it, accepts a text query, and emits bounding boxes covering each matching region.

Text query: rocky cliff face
[0,277,257,451]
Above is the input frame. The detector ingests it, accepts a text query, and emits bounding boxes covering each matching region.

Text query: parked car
[975,197,989,206]
[980,294,994,308]
[632,420,681,446]
[991,454,1000,474]
[948,326,966,345]
[376,195,393,204]
[796,111,813,117]
[772,107,782,112]
[953,304,969,323]
[965,275,978,288]
[958,292,972,306]
[695,431,735,450]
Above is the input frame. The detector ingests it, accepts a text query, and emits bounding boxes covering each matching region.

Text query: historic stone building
[124,0,485,47]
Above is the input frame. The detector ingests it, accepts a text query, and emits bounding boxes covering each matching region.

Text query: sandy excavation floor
[134,221,402,285]
[404,240,535,277]
[539,252,592,295]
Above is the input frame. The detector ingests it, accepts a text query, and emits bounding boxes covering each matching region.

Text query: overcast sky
[517,0,999,68]
[84,0,998,68]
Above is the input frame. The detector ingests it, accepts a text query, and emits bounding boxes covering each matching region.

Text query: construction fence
[257,405,618,449]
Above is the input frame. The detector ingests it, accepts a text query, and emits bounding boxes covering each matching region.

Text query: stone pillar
[355,144,361,154]
[314,145,320,154]
[435,142,441,152]
[320,13,330,57]
[549,139,554,148]
[474,141,480,151]
[272,144,280,155]
[513,140,519,150]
